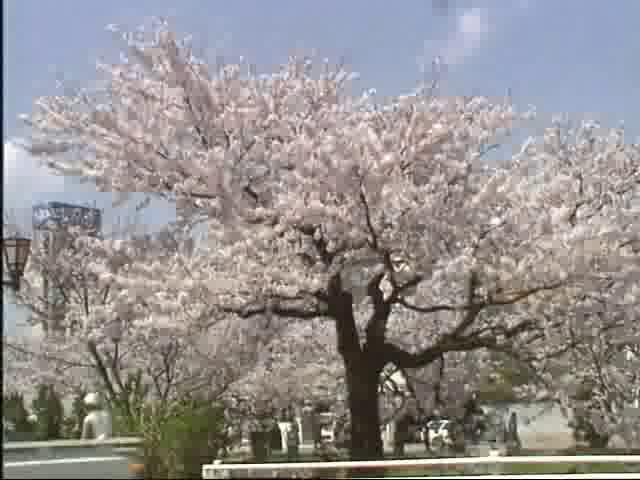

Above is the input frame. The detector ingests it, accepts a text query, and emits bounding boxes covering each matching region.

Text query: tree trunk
[327,274,385,463]
[345,358,384,461]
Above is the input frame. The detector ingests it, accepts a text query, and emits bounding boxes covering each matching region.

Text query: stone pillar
[296,417,304,445]
[278,422,291,454]
[384,422,395,452]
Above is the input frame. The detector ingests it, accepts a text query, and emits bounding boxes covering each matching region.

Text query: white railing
[203,454,640,479]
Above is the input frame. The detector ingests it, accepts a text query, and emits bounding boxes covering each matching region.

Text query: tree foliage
[4,220,270,434]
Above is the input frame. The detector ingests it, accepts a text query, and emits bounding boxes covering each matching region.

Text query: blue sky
[3,0,640,335]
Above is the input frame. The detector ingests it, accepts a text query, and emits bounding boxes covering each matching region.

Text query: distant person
[463,392,485,442]
[507,412,521,452]
[394,412,412,457]
[463,392,482,421]
[81,393,112,440]
[311,412,322,449]
[423,407,444,453]
[394,401,418,457]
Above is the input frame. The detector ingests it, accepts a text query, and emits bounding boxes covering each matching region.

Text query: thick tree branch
[327,273,362,359]
[222,302,327,320]
[449,271,481,338]
[383,335,494,369]
[488,281,565,305]
[87,340,119,407]
[390,275,423,300]
[397,281,565,315]
[396,299,466,314]
[359,184,420,307]
[365,272,391,346]
[383,317,543,370]
[434,354,445,407]
[383,342,444,369]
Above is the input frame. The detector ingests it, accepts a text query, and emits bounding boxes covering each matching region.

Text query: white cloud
[434,1,532,68]
[3,140,67,211]
[441,7,490,66]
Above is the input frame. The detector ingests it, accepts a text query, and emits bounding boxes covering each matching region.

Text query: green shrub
[3,392,36,441]
[116,395,231,479]
[111,370,152,437]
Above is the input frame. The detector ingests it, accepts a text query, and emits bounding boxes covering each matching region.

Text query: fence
[202,454,640,478]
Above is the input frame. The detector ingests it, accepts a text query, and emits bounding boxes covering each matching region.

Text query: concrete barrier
[3,437,142,479]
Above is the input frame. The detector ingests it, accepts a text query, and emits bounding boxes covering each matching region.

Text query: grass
[382,448,640,477]
[383,463,640,477]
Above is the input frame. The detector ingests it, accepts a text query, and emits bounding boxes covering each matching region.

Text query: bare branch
[3,341,93,369]
[488,281,565,305]
[395,299,467,314]
[359,186,379,250]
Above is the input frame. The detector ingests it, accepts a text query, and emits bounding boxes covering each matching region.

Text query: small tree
[3,392,36,440]
[31,383,64,441]
[5,219,265,435]
[62,389,88,439]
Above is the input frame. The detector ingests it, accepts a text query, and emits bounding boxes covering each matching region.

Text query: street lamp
[2,236,31,291]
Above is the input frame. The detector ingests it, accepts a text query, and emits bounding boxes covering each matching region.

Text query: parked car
[425,419,465,455]
[318,412,335,444]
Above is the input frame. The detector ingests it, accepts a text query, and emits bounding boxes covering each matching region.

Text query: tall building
[32,202,102,333]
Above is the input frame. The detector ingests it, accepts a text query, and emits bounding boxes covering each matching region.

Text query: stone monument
[81,392,112,440]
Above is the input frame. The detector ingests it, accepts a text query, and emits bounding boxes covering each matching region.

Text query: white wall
[487,402,575,451]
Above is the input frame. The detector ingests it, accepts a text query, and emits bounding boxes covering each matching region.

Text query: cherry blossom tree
[4,216,339,442]
[402,351,485,415]
[21,21,639,458]
[3,222,267,430]
[223,318,345,433]
[562,308,640,447]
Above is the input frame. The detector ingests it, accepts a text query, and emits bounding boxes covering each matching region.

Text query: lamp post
[106,318,123,344]
[2,236,31,291]
[106,317,123,369]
